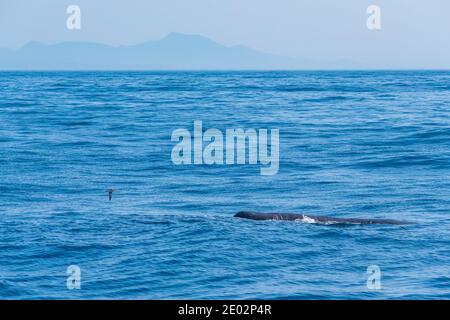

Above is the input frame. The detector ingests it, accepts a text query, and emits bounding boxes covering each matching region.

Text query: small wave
[272,86,325,92]
[402,128,450,141]
[353,155,448,169]
[301,95,351,103]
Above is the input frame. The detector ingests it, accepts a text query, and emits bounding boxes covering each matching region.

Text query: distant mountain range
[0,32,361,70]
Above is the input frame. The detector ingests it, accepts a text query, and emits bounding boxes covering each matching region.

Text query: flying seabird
[106,188,116,201]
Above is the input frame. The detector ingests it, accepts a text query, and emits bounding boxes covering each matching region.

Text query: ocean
[0,71,449,299]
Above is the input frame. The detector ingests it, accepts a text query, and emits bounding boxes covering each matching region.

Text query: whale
[234,211,413,225]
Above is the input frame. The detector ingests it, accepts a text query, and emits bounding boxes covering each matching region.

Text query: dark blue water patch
[59,121,97,127]
[402,128,450,141]
[349,154,450,169]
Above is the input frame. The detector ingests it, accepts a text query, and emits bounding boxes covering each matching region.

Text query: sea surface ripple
[0,71,449,299]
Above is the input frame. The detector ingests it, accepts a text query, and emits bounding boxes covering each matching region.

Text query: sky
[0,0,449,68]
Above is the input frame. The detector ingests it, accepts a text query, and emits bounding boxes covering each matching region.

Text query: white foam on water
[295,215,317,224]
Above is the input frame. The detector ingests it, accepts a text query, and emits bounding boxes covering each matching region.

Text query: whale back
[234,211,413,225]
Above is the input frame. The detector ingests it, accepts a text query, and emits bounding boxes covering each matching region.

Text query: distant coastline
[0,32,371,71]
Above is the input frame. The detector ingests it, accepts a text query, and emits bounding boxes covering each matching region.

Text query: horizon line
[1,69,449,72]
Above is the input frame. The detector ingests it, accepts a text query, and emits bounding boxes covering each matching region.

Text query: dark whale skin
[234,211,413,225]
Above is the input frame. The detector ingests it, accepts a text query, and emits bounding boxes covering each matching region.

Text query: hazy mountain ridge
[0,32,356,70]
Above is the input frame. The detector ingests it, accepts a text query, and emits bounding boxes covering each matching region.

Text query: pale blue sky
[1,0,449,68]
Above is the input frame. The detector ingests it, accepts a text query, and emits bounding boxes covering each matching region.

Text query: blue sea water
[0,71,450,299]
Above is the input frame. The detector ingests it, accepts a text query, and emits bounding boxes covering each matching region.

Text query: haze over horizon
[0,0,449,69]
